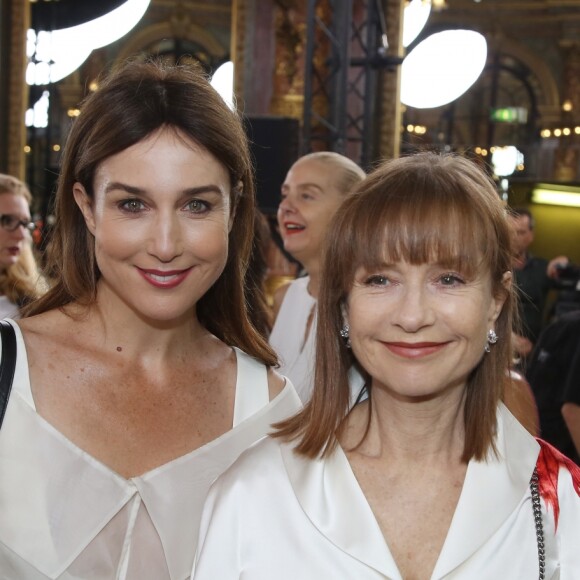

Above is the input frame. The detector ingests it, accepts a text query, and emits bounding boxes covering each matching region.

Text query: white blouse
[269,276,365,404]
[193,404,580,579]
[269,276,317,403]
[0,320,301,579]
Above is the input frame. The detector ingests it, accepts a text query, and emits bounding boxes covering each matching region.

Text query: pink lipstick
[137,267,192,289]
[382,341,447,359]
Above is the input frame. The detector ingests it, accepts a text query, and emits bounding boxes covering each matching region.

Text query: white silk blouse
[0,320,301,579]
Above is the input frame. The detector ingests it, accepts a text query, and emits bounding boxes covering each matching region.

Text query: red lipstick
[382,341,447,359]
[137,267,192,289]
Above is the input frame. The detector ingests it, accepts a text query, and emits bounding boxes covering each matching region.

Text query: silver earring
[484,329,498,353]
[340,323,351,348]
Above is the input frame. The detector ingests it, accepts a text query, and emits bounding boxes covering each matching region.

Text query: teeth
[148,273,178,282]
[286,224,304,230]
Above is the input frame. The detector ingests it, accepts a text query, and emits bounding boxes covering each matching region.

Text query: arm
[511,331,534,358]
[561,336,580,457]
[504,370,540,436]
[561,403,580,457]
[547,255,569,279]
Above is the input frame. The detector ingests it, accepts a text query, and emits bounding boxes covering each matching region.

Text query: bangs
[344,180,497,283]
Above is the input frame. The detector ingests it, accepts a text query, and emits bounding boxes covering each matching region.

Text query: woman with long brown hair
[0,60,300,578]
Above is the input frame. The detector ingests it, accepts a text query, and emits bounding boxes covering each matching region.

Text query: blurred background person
[269,151,365,402]
[0,173,45,318]
[527,310,580,464]
[193,153,579,580]
[509,207,568,367]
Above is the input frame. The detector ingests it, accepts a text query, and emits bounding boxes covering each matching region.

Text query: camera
[553,262,580,318]
[555,263,580,286]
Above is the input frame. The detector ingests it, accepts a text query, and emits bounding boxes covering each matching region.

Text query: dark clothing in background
[514,255,550,343]
[527,311,580,464]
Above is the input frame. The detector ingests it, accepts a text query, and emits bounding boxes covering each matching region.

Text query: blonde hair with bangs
[274,152,515,462]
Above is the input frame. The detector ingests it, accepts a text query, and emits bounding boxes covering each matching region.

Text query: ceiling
[30,0,128,30]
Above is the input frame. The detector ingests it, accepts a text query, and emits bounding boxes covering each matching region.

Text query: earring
[340,323,351,348]
[484,329,498,353]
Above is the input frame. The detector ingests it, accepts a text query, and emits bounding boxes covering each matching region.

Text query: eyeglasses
[0,214,36,232]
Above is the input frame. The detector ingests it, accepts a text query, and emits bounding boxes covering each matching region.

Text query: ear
[489,271,512,325]
[340,301,349,326]
[228,182,242,233]
[73,182,96,235]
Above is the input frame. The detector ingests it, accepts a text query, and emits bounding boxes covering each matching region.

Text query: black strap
[0,320,17,430]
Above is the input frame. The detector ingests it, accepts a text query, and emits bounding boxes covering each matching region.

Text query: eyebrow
[281,182,324,193]
[104,182,226,196]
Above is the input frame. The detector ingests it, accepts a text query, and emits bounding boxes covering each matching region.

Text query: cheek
[346,298,380,336]
[187,222,230,261]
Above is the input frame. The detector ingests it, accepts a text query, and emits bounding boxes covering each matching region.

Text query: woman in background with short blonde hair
[269,152,366,402]
[0,174,44,318]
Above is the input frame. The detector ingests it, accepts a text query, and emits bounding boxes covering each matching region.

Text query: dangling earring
[340,323,351,348]
[484,329,498,353]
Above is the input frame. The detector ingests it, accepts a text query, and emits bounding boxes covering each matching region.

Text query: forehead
[284,159,337,189]
[511,215,531,230]
[0,193,30,215]
[94,129,230,191]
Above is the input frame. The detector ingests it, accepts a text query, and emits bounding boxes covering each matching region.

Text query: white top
[0,320,301,580]
[269,276,365,404]
[269,276,317,403]
[193,404,580,579]
[0,295,19,320]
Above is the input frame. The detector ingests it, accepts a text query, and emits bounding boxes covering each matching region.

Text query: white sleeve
[556,466,580,579]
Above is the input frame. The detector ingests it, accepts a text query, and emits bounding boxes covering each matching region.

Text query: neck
[72,282,211,363]
[345,386,466,466]
[300,257,321,298]
[513,251,527,270]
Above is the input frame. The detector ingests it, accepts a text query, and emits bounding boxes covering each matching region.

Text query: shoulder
[267,366,290,401]
[16,309,74,348]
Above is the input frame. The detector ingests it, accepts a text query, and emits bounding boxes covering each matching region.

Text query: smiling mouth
[284,223,305,234]
[138,268,192,288]
[382,341,448,359]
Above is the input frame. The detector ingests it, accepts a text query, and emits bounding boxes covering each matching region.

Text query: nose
[391,283,435,333]
[147,212,184,262]
[11,224,27,240]
[278,193,296,215]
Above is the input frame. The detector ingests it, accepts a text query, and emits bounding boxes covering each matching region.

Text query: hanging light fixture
[26,0,151,85]
[401,30,487,109]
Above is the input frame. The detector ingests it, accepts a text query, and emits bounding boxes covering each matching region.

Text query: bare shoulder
[271,282,292,322]
[17,309,77,345]
[267,366,289,401]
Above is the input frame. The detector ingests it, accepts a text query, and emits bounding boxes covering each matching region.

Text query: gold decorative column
[554,41,580,181]
[378,0,404,160]
[269,0,307,120]
[231,0,246,105]
[5,0,29,179]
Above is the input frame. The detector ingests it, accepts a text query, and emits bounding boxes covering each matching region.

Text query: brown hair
[275,152,515,461]
[24,59,276,365]
[0,174,45,307]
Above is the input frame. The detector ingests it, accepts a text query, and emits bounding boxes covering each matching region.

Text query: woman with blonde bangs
[193,152,580,580]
